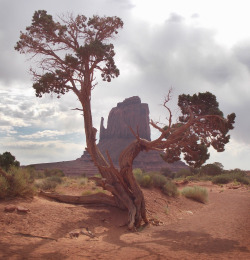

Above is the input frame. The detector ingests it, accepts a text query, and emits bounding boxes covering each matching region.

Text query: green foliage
[160,92,236,168]
[46,176,63,184]
[140,175,153,188]
[0,175,9,199]
[0,152,20,171]
[34,172,64,191]
[212,172,250,185]
[160,167,174,178]
[201,164,223,176]
[162,181,179,197]
[174,168,193,178]
[133,170,178,197]
[35,179,57,191]
[15,10,123,98]
[44,168,65,177]
[212,175,231,184]
[186,175,200,181]
[78,177,88,185]
[181,186,208,203]
[0,167,35,199]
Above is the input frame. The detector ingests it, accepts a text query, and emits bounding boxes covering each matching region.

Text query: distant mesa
[31,96,187,176]
[98,96,151,162]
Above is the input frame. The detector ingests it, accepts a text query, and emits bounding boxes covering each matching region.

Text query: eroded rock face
[99,96,150,141]
[31,96,187,176]
[98,96,151,161]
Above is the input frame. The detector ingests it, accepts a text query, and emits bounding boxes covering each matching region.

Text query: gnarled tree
[15,10,235,229]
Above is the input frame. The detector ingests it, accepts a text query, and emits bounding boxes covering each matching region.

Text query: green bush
[0,167,35,199]
[24,166,45,179]
[133,168,143,183]
[201,164,223,176]
[160,167,174,178]
[212,175,231,184]
[46,176,63,184]
[78,177,88,185]
[133,170,178,197]
[140,175,153,188]
[212,172,250,185]
[35,179,57,191]
[0,175,9,198]
[174,169,193,178]
[162,181,179,197]
[151,173,168,188]
[44,168,65,177]
[181,186,208,203]
[186,175,200,181]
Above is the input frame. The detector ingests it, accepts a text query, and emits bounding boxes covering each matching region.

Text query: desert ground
[0,182,249,260]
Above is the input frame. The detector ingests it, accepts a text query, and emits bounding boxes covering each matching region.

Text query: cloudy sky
[0,0,249,170]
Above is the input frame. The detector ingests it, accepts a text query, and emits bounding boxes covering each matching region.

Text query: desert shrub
[78,177,88,185]
[212,172,250,185]
[200,175,213,181]
[0,167,35,198]
[0,151,20,171]
[0,175,9,198]
[133,170,179,197]
[46,176,63,184]
[186,175,200,181]
[160,167,174,178]
[174,168,193,178]
[162,181,179,197]
[212,174,232,184]
[150,173,168,188]
[82,190,93,195]
[234,175,249,185]
[44,168,65,177]
[35,179,57,191]
[201,164,223,176]
[181,186,208,203]
[24,167,45,179]
[133,168,143,183]
[140,175,153,188]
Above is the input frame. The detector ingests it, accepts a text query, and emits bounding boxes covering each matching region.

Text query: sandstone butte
[31,96,187,176]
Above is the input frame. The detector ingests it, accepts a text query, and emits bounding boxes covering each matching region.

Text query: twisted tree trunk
[80,96,148,229]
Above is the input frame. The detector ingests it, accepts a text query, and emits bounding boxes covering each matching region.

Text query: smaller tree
[201,163,223,176]
[0,152,20,172]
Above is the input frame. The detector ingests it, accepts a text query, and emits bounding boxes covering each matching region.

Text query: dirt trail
[0,185,249,260]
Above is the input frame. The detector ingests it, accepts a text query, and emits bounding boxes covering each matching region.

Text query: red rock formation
[98,96,151,161]
[100,96,150,141]
[31,96,187,176]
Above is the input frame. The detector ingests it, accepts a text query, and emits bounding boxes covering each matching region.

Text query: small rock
[69,230,80,239]
[16,206,30,213]
[4,205,16,213]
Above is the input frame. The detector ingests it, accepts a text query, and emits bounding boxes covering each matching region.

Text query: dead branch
[39,191,118,207]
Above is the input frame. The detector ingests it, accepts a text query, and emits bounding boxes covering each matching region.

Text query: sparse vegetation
[181,186,208,203]
[212,171,250,185]
[44,169,65,177]
[0,167,35,199]
[133,169,178,197]
[0,151,20,171]
[162,181,179,197]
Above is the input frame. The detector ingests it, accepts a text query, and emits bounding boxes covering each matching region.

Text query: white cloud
[0,0,249,170]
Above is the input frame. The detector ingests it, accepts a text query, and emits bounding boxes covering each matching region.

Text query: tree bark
[79,95,148,229]
[39,191,118,207]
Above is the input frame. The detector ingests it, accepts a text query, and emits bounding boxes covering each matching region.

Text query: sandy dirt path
[0,186,249,259]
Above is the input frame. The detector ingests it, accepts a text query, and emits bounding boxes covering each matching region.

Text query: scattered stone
[231,186,241,189]
[148,218,164,226]
[4,205,16,213]
[16,206,30,213]
[69,230,80,239]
